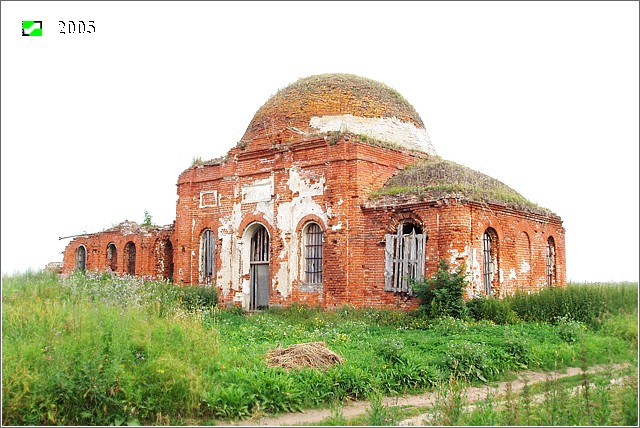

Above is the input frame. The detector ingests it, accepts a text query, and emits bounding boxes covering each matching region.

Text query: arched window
[107,243,117,272]
[124,241,136,275]
[75,245,87,272]
[384,222,426,293]
[482,228,499,296]
[546,236,557,287]
[302,222,323,284]
[249,224,270,310]
[200,229,215,284]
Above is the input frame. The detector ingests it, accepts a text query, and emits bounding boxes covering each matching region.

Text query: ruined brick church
[62,74,566,310]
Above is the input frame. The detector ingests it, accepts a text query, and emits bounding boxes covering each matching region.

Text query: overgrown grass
[424,364,639,426]
[2,272,637,425]
[467,282,638,327]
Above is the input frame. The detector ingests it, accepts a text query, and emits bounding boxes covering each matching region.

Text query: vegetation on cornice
[371,157,551,215]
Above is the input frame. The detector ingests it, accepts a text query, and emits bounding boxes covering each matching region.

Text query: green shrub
[555,315,586,343]
[466,296,520,324]
[508,283,638,326]
[412,259,467,319]
[374,337,406,365]
[598,312,638,348]
[443,341,493,383]
[176,285,218,311]
[429,316,469,335]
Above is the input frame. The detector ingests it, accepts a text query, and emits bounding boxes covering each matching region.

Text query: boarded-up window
[107,243,117,272]
[125,241,136,275]
[303,222,323,284]
[75,245,87,272]
[546,236,556,287]
[384,223,426,293]
[200,229,215,284]
[482,228,499,296]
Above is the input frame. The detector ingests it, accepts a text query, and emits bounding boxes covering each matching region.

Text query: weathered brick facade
[62,74,566,309]
[63,221,174,279]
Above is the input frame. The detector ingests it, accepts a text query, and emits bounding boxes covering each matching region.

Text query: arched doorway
[249,225,270,310]
[160,239,174,281]
[124,241,136,275]
[107,243,117,272]
[75,245,87,272]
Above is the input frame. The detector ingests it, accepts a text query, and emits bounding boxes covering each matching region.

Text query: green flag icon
[22,21,42,36]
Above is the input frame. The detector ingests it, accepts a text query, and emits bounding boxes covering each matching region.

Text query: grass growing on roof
[371,156,551,214]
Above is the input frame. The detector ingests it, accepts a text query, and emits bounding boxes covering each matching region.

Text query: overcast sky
[2,1,638,282]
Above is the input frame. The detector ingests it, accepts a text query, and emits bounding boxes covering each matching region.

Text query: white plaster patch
[217,201,243,296]
[199,190,218,208]
[309,114,437,155]
[275,186,329,294]
[242,178,273,203]
[519,260,531,273]
[288,167,325,197]
[331,221,342,231]
[509,268,517,280]
[469,248,483,297]
[275,261,289,296]
[255,200,274,226]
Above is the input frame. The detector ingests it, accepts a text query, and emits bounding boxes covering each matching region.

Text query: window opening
[125,242,136,275]
[75,245,86,272]
[107,243,117,272]
[482,229,498,295]
[303,222,323,284]
[384,223,426,293]
[250,225,270,310]
[200,230,215,284]
[546,236,556,287]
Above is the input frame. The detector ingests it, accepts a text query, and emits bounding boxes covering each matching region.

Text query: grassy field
[2,270,637,425]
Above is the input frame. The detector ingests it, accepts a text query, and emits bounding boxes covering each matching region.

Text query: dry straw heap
[265,342,345,370]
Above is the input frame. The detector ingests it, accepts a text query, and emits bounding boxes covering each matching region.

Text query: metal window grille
[482,231,493,295]
[125,242,136,275]
[201,230,215,284]
[546,238,556,287]
[250,227,269,263]
[304,223,323,284]
[384,224,426,293]
[250,226,270,310]
[75,246,86,271]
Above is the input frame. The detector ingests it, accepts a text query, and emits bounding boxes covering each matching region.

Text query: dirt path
[225,363,630,426]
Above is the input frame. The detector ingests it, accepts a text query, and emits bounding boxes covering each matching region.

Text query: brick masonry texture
[62,74,566,310]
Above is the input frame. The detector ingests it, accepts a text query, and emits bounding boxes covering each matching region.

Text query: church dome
[241,73,436,154]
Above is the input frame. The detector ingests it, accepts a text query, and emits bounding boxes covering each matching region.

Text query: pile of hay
[265,342,345,370]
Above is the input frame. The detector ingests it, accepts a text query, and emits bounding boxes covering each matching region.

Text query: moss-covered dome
[373,157,551,214]
[241,74,436,154]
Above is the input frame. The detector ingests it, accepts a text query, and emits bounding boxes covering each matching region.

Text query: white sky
[1,1,638,282]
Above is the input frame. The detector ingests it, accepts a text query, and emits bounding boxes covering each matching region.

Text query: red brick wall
[172,135,421,307]
[62,226,174,279]
[62,136,565,310]
[360,199,566,309]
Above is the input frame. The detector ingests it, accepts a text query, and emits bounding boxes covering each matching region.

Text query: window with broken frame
[384,223,426,294]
